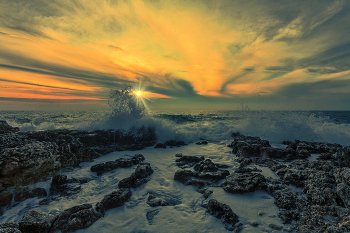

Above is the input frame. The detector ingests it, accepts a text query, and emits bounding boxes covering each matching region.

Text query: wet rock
[0,121,19,134]
[118,163,154,189]
[19,210,56,233]
[303,171,337,206]
[154,143,166,149]
[286,140,342,154]
[223,172,267,194]
[228,132,270,157]
[0,223,21,233]
[277,169,308,187]
[196,140,208,145]
[90,154,145,175]
[0,141,61,187]
[165,140,186,147]
[95,188,132,214]
[175,155,204,167]
[274,190,298,210]
[146,194,169,207]
[0,190,13,207]
[174,170,194,185]
[207,199,240,231]
[268,223,283,230]
[49,174,81,196]
[334,167,350,185]
[336,183,350,207]
[50,204,103,233]
[260,147,296,160]
[14,187,47,202]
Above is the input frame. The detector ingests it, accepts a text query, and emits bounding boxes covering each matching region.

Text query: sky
[1,0,350,111]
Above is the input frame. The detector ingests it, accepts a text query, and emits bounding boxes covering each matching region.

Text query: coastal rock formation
[95,188,132,214]
[14,187,47,202]
[146,194,169,207]
[118,163,154,188]
[174,157,230,190]
[90,154,145,175]
[50,204,103,233]
[19,210,56,233]
[206,199,240,231]
[0,223,21,233]
[0,121,19,134]
[223,172,267,194]
[0,121,157,189]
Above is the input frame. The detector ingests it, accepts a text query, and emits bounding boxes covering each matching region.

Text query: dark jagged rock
[195,140,208,145]
[174,170,194,185]
[0,190,13,207]
[175,155,204,167]
[0,122,156,188]
[14,187,47,202]
[336,183,350,207]
[207,199,240,231]
[164,140,187,147]
[0,121,19,134]
[278,209,300,224]
[0,223,21,233]
[154,143,166,149]
[118,163,154,189]
[286,140,342,154]
[50,204,103,233]
[146,194,169,207]
[49,174,85,197]
[90,154,145,175]
[303,171,337,206]
[95,188,132,214]
[228,132,270,158]
[19,210,56,233]
[274,189,298,210]
[223,172,267,194]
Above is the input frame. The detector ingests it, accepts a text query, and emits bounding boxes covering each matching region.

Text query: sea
[1,106,350,232]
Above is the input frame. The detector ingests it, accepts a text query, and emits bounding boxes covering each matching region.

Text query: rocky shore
[1,120,350,232]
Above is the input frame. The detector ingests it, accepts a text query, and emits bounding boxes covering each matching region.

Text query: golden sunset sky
[1,0,350,110]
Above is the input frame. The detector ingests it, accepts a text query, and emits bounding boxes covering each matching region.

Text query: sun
[134,90,143,98]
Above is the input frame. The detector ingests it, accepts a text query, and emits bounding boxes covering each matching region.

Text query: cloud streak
[0,0,350,110]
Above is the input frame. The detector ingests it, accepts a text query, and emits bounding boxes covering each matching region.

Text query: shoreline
[1,120,350,232]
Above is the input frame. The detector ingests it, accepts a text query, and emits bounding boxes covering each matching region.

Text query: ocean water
[1,109,350,146]
[1,93,350,232]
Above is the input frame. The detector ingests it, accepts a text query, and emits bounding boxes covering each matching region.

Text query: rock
[303,171,337,206]
[164,140,187,147]
[228,133,270,157]
[19,210,56,233]
[95,188,132,214]
[14,187,47,202]
[195,140,208,145]
[0,190,13,207]
[334,167,350,185]
[223,172,267,194]
[90,154,145,175]
[50,204,103,233]
[274,190,298,210]
[278,210,300,224]
[174,170,194,185]
[0,141,61,187]
[146,194,169,207]
[118,163,154,189]
[154,143,166,149]
[336,183,350,207]
[0,223,21,233]
[175,155,204,167]
[0,121,19,134]
[268,223,283,230]
[207,199,240,231]
[49,174,81,197]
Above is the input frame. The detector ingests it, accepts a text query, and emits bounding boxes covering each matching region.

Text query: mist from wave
[1,87,350,146]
